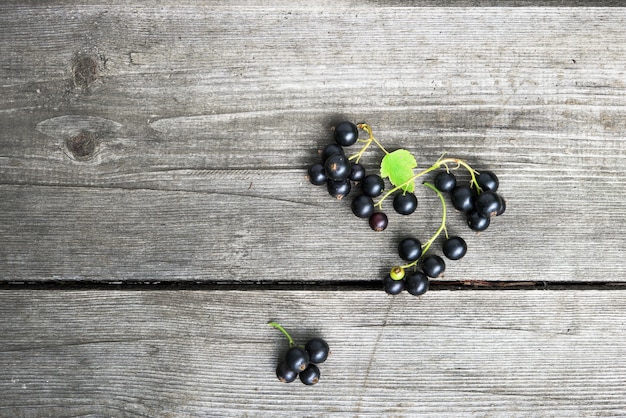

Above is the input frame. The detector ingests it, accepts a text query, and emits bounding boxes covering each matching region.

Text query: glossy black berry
[284,346,310,373]
[477,171,499,192]
[496,195,506,216]
[451,185,476,213]
[334,121,359,147]
[442,236,467,260]
[325,153,351,181]
[467,210,490,231]
[434,171,457,193]
[398,237,423,262]
[349,163,366,182]
[327,179,351,200]
[351,194,375,218]
[383,274,405,295]
[322,143,344,162]
[299,364,321,385]
[422,254,445,278]
[305,338,330,364]
[361,174,385,197]
[308,163,326,186]
[405,271,429,296]
[369,212,388,232]
[276,361,298,383]
[475,191,503,217]
[393,192,417,215]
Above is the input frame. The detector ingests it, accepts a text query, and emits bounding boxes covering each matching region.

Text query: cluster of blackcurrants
[384,169,506,296]
[276,337,330,386]
[307,121,397,232]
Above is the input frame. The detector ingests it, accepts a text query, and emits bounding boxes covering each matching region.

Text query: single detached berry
[393,192,418,215]
[405,271,429,296]
[285,346,310,373]
[322,143,344,162]
[334,121,359,147]
[477,170,499,192]
[305,338,330,364]
[308,163,327,186]
[442,236,467,260]
[467,210,490,231]
[349,163,366,182]
[422,254,445,278]
[383,274,405,295]
[327,179,351,200]
[361,174,385,197]
[475,191,503,217]
[434,171,457,193]
[398,237,423,262]
[325,153,351,181]
[276,361,298,383]
[369,212,388,232]
[351,194,375,218]
[451,185,477,213]
[299,364,321,385]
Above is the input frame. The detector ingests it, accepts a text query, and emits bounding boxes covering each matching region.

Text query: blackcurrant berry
[434,171,457,193]
[405,271,429,296]
[496,195,506,216]
[383,274,404,295]
[451,185,476,213]
[276,361,298,383]
[422,254,445,278]
[467,210,490,231]
[327,179,351,200]
[325,153,351,181]
[322,143,344,162]
[477,170,499,192]
[334,121,359,147]
[299,364,321,385]
[369,212,388,232]
[307,163,326,186]
[475,191,503,217]
[285,346,310,373]
[349,163,366,182]
[393,192,417,215]
[351,194,375,218]
[361,174,385,197]
[442,236,467,260]
[389,266,405,281]
[305,338,330,364]
[398,237,423,262]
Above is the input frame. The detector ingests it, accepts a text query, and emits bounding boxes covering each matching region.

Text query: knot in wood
[66,131,97,160]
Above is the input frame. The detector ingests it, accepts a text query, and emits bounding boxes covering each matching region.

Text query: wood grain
[1,289,625,416]
[2,6,626,283]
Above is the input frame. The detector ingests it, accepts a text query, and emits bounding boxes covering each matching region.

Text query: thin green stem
[400,182,448,270]
[268,322,295,348]
[348,123,388,163]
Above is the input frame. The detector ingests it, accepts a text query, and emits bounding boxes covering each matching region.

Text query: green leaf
[380,149,417,192]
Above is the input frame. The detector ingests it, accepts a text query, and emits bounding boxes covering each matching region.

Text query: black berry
[361,174,385,197]
[422,254,445,278]
[322,143,344,162]
[284,346,310,373]
[305,338,330,364]
[383,274,405,295]
[327,179,351,200]
[467,210,490,231]
[477,171,499,192]
[393,192,417,215]
[442,236,467,260]
[451,185,476,213]
[299,364,321,385]
[325,153,351,181]
[398,237,423,262]
[351,194,375,218]
[334,121,359,147]
[405,271,429,296]
[276,361,298,383]
[307,163,326,186]
[434,171,457,193]
[369,212,388,232]
[349,163,366,182]
[475,191,503,217]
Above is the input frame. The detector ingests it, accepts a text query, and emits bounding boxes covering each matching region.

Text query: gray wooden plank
[1,289,625,416]
[2,6,626,283]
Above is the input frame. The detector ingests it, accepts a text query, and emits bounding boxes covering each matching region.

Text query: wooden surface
[1,3,626,416]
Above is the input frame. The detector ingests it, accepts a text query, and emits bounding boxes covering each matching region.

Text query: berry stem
[401,182,448,269]
[268,322,295,348]
[375,156,481,209]
[348,123,389,163]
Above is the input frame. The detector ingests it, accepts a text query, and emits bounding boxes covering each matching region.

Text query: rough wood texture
[2,5,626,283]
[1,289,625,416]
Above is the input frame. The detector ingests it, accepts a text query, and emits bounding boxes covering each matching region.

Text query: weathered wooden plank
[2,6,626,284]
[1,289,624,416]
